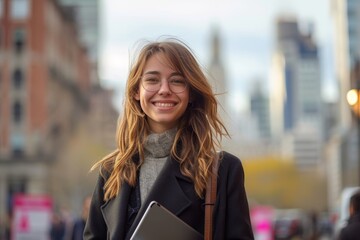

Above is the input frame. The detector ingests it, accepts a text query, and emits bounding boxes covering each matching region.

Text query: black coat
[338,213,360,240]
[71,219,86,240]
[84,151,254,240]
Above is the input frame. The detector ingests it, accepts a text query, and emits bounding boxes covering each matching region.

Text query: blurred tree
[48,121,110,217]
[243,157,327,212]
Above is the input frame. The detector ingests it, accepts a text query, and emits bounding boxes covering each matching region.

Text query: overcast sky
[99,0,336,112]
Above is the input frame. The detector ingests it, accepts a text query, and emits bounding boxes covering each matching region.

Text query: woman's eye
[170,78,185,85]
[145,78,159,84]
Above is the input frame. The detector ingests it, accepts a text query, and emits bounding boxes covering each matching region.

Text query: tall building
[329,0,360,210]
[206,27,251,156]
[249,80,271,139]
[58,0,100,85]
[0,0,92,219]
[332,0,360,130]
[269,51,286,140]
[332,0,360,144]
[270,17,323,170]
[207,27,228,117]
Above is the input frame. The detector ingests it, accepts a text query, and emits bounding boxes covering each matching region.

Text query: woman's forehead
[144,52,179,72]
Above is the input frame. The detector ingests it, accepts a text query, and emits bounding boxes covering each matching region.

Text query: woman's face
[135,53,190,133]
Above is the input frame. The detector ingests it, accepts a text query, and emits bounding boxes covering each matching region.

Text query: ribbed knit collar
[143,128,177,158]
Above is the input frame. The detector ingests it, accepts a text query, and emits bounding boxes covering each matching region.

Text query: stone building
[0,0,95,221]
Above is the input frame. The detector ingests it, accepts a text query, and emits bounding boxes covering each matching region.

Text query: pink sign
[12,195,52,240]
[250,205,274,240]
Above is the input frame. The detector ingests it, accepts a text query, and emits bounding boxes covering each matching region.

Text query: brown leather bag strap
[204,152,220,240]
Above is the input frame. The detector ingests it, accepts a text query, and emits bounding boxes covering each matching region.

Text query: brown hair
[92,38,228,201]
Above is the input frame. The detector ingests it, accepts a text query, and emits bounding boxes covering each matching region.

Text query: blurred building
[207,27,234,149]
[58,0,100,85]
[269,17,323,170]
[332,0,359,130]
[0,0,92,221]
[250,80,271,139]
[88,85,118,151]
[206,27,278,158]
[329,0,360,211]
[207,27,229,125]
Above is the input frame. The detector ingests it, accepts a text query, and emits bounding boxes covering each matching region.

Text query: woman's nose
[158,80,171,95]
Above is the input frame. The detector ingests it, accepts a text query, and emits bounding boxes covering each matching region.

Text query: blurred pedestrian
[69,196,91,240]
[50,212,66,240]
[0,213,11,240]
[338,191,360,240]
[84,38,254,239]
[309,210,319,240]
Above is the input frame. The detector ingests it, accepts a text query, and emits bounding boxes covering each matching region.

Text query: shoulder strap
[204,152,220,240]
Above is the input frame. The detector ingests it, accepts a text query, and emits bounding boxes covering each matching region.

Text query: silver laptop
[130,201,203,240]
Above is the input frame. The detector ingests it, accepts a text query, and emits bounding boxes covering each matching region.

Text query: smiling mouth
[154,102,176,107]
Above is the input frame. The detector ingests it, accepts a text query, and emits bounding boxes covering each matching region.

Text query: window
[13,101,22,123]
[13,68,23,88]
[303,103,318,114]
[10,132,25,154]
[0,0,3,18]
[13,28,26,53]
[7,176,27,215]
[10,0,30,19]
[0,27,2,48]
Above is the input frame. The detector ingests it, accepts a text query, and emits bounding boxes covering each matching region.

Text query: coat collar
[100,156,194,240]
[100,180,131,239]
[125,156,193,239]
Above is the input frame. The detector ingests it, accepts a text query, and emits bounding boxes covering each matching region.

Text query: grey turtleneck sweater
[139,128,177,203]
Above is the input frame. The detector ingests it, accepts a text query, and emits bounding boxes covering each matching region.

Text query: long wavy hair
[92,38,228,201]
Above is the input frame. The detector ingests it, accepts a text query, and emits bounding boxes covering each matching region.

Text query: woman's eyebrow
[143,71,182,76]
[143,70,160,75]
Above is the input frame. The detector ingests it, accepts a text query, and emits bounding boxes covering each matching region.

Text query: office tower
[332,0,360,130]
[250,80,271,139]
[208,27,228,116]
[270,17,323,169]
[329,0,360,209]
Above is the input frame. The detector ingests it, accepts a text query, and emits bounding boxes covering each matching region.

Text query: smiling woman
[134,52,190,133]
[84,38,254,240]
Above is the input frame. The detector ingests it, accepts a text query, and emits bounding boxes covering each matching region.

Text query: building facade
[332,0,360,129]
[207,27,229,124]
[249,80,271,139]
[328,0,360,210]
[0,0,92,220]
[270,17,323,170]
[58,0,100,85]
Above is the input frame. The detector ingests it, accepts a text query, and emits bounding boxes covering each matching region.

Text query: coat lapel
[125,156,193,239]
[101,181,132,239]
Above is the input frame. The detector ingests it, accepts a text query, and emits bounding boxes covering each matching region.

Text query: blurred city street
[1,0,360,239]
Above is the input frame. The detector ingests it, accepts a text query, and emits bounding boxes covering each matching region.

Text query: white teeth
[155,102,175,107]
